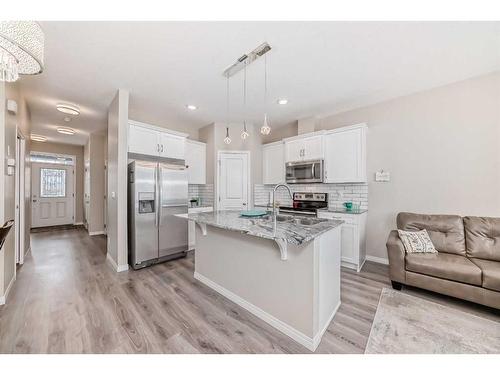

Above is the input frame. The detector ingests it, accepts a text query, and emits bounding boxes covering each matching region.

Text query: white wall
[316,72,500,260]
[199,122,263,208]
[107,90,129,271]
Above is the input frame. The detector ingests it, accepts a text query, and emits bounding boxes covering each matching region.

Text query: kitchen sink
[292,217,328,226]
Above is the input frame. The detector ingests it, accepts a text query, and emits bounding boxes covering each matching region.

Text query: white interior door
[218,152,249,210]
[15,135,25,264]
[32,162,75,227]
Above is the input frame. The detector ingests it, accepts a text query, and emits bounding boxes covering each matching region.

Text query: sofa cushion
[397,212,466,256]
[470,258,500,292]
[405,252,482,286]
[397,229,437,253]
[464,216,500,261]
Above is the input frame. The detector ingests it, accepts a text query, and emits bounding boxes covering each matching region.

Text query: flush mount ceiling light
[30,134,47,142]
[57,127,75,135]
[0,21,44,82]
[277,98,288,105]
[56,103,80,116]
[186,104,197,111]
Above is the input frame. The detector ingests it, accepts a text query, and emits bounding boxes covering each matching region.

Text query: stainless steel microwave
[285,159,324,184]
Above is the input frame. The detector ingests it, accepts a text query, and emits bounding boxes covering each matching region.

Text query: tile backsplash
[188,184,214,207]
[254,183,368,211]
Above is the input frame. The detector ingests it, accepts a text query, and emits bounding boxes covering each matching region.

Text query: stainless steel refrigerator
[128,159,188,269]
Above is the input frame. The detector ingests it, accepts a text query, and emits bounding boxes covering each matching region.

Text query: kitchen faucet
[272,183,293,217]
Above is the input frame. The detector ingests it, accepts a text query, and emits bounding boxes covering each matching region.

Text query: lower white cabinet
[317,211,367,272]
[262,141,284,184]
[188,206,213,250]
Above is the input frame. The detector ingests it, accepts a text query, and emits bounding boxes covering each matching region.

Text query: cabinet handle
[157,144,160,152]
[161,145,164,153]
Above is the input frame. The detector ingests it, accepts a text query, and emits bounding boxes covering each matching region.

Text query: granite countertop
[318,208,368,215]
[185,210,343,246]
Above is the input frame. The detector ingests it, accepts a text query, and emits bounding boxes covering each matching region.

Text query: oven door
[285,160,323,183]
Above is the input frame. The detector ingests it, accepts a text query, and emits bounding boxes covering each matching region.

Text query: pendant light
[260,54,271,135]
[224,76,232,144]
[224,127,231,144]
[241,64,250,140]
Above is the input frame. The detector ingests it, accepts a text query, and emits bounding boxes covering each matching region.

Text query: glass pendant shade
[260,114,271,135]
[224,127,231,144]
[0,21,44,82]
[241,122,249,140]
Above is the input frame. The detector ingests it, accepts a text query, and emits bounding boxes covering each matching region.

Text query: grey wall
[107,90,129,270]
[270,71,500,261]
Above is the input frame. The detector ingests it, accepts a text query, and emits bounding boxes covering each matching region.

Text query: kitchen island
[186,210,343,351]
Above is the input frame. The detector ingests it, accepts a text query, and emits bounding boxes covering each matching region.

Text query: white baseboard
[0,274,16,305]
[366,255,389,265]
[89,231,105,236]
[195,271,323,352]
[313,300,341,350]
[74,222,84,226]
[106,253,129,273]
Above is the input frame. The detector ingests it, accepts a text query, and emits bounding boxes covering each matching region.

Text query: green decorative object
[240,210,268,217]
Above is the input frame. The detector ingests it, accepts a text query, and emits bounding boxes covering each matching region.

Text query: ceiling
[19,21,500,145]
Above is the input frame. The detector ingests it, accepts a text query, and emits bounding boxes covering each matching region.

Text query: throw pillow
[397,229,437,253]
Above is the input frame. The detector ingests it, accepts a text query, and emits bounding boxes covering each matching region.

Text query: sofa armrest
[386,230,406,284]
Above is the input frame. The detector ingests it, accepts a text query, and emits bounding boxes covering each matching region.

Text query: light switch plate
[375,171,390,182]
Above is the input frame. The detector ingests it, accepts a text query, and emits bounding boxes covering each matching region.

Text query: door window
[40,168,67,198]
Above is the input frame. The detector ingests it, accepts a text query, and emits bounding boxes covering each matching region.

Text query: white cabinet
[262,141,285,185]
[324,124,366,183]
[129,125,161,156]
[186,140,206,184]
[284,133,324,162]
[317,211,367,272]
[188,206,213,250]
[160,132,185,160]
[128,122,188,160]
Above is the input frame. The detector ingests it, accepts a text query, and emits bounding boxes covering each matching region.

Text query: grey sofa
[386,212,500,309]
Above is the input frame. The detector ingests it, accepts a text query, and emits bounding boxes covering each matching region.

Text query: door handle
[32,199,37,202]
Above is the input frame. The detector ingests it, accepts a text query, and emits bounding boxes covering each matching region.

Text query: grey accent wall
[107,89,129,270]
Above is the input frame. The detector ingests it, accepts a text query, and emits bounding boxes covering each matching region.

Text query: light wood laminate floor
[1,227,498,353]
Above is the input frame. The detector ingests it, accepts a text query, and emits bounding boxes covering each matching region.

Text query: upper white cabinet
[284,133,324,162]
[186,140,206,184]
[262,141,285,185]
[128,121,188,160]
[324,124,367,183]
[160,132,185,160]
[129,125,160,156]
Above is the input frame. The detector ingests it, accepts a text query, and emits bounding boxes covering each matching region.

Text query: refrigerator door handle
[158,166,163,226]
[154,166,158,227]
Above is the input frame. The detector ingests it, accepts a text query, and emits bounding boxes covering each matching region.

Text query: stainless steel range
[278,192,328,216]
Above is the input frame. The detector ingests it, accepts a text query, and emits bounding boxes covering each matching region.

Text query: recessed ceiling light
[57,127,76,135]
[186,104,197,110]
[277,98,288,105]
[31,134,47,142]
[56,103,80,116]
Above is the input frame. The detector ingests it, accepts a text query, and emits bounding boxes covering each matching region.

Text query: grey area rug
[365,288,500,354]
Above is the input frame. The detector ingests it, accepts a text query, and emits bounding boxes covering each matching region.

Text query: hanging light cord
[264,54,267,108]
[226,75,230,122]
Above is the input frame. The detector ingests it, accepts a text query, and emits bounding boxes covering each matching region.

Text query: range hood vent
[223,42,271,78]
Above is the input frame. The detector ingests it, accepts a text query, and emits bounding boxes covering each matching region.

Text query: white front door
[218,152,249,210]
[32,162,75,227]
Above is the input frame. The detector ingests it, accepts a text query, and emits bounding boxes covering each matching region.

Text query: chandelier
[0,21,44,82]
